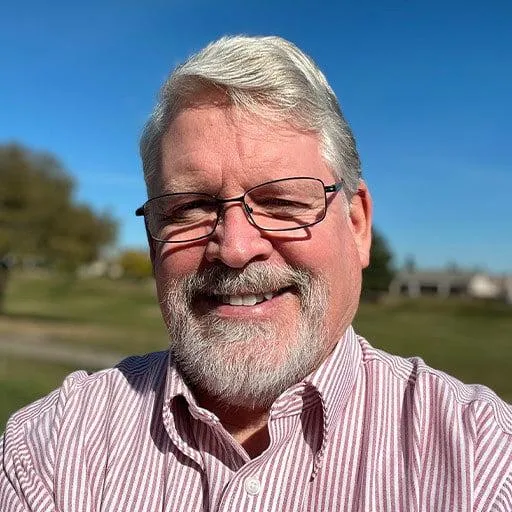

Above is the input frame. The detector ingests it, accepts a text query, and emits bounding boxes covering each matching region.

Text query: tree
[0,143,118,311]
[362,228,395,301]
[118,249,153,280]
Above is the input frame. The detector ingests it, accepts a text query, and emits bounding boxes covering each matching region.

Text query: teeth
[242,295,258,306]
[229,296,243,306]
[220,292,275,306]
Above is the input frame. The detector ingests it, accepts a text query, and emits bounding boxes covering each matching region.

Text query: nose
[204,203,274,268]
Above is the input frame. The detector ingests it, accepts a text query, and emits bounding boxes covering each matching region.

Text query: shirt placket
[191,412,250,509]
[213,396,322,512]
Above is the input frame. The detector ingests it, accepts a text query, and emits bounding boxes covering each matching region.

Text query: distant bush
[118,250,153,280]
[362,228,395,301]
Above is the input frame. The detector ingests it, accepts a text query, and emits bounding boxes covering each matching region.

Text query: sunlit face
[150,104,372,407]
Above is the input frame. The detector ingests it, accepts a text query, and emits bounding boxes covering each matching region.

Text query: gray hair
[140,35,362,199]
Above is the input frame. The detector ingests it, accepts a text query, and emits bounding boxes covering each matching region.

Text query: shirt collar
[164,359,194,407]
[304,325,362,477]
[305,325,361,437]
[164,357,219,424]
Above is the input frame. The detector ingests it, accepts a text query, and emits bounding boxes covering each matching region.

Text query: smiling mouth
[202,287,293,307]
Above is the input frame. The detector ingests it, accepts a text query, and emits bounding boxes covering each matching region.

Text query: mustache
[178,263,314,301]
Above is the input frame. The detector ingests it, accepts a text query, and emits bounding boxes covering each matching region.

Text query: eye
[251,196,311,210]
[169,199,217,221]
[149,195,218,228]
[174,199,213,212]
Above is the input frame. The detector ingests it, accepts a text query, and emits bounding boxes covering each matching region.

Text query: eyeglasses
[136,176,342,243]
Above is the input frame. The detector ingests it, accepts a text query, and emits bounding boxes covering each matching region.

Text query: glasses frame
[135,176,343,244]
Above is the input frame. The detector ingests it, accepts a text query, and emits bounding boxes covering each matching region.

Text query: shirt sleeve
[471,399,512,511]
[491,472,512,512]
[0,371,89,512]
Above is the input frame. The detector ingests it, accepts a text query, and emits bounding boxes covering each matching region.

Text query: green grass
[0,272,510,430]
[0,357,87,428]
[353,299,512,402]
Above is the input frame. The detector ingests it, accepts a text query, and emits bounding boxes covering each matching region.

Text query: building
[389,269,511,303]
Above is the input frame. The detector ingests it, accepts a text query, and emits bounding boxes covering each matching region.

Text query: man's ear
[349,180,373,268]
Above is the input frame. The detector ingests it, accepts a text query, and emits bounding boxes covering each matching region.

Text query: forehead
[157,105,333,194]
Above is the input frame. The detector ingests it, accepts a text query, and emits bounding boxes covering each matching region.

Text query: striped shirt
[1,326,511,511]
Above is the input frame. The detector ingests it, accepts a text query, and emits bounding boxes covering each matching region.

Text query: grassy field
[1,271,511,428]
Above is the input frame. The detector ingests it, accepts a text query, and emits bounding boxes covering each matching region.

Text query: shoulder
[3,350,169,450]
[0,352,168,509]
[355,334,512,509]
[358,334,512,436]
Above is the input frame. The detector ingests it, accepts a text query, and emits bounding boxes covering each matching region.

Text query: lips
[184,264,308,313]
[198,286,293,308]
[190,287,291,318]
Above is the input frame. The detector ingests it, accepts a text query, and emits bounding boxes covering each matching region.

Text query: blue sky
[1,0,511,272]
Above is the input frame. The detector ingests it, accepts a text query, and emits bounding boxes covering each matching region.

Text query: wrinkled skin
[148,103,372,449]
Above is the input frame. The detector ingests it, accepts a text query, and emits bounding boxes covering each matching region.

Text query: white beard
[160,263,329,409]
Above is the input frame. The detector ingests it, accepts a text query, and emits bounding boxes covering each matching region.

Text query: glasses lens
[245,178,326,230]
[145,193,217,242]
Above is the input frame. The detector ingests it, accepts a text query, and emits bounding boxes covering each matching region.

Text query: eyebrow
[158,179,219,196]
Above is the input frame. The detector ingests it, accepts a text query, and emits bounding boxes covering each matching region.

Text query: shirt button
[244,476,261,496]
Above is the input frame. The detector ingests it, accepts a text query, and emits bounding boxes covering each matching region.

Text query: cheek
[154,244,206,280]
[280,222,351,275]
[286,224,361,303]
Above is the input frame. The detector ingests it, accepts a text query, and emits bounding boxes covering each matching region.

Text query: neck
[195,391,271,458]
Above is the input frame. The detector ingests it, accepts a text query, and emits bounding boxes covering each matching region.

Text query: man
[1,35,511,511]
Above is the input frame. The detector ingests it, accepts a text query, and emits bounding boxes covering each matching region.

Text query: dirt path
[0,335,125,369]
